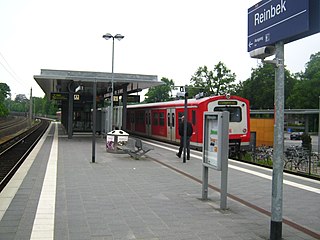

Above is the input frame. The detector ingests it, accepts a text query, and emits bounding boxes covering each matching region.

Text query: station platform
[0,122,318,240]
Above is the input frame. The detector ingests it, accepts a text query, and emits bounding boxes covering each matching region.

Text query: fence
[244,145,320,178]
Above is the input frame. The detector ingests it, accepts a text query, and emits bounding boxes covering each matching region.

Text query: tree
[189,62,237,97]
[237,64,275,109]
[31,97,46,115]
[286,52,320,109]
[8,94,28,112]
[0,83,10,100]
[0,83,10,117]
[42,97,58,115]
[15,94,28,103]
[144,77,175,103]
[3,91,58,116]
[236,63,296,109]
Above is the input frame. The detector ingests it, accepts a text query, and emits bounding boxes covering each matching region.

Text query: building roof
[34,69,163,97]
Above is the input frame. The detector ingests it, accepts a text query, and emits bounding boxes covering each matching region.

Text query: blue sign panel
[248,0,309,51]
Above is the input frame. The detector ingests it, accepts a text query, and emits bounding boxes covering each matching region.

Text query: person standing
[176,115,193,160]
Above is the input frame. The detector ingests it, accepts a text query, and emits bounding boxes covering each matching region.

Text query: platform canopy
[34,69,162,97]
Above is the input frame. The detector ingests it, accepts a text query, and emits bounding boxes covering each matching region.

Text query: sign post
[183,85,188,163]
[270,41,285,240]
[248,1,320,239]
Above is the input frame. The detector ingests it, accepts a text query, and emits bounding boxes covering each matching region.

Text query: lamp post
[102,33,124,132]
[29,88,32,128]
[318,96,320,158]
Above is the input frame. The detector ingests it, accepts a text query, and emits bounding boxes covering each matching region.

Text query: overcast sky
[1,0,319,99]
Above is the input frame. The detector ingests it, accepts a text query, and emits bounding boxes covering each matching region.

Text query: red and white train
[123,95,250,155]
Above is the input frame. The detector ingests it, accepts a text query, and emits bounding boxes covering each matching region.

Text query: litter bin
[106,130,129,153]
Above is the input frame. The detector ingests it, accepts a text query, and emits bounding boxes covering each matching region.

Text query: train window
[148,113,151,125]
[172,113,175,127]
[159,112,164,126]
[192,110,196,125]
[153,112,159,126]
[214,107,242,122]
[167,113,170,127]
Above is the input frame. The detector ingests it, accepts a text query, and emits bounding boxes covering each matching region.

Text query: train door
[167,108,176,142]
[175,109,198,146]
[126,110,135,131]
[145,109,152,136]
[174,111,185,143]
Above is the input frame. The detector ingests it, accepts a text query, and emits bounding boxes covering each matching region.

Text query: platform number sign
[74,94,80,101]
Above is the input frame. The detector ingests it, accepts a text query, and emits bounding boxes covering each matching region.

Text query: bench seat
[122,138,153,160]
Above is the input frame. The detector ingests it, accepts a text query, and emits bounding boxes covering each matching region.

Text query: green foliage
[236,63,296,109]
[3,94,58,116]
[14,94,28,103]
[237,64,275,109]
[189,62,236,97]
[41,97,58,115]
[286,52,320,109]
[5,94,28,113]
[256,158,273,167]
[191,52,318,110]
[0,104,9,116]
[301,132,311,150]
[305,52,320,79]
[0,83,11,117]
[0,83,10,101]
[144,77,175,103]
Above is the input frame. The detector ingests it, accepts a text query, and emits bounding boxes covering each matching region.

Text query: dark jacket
[179,121,193,137]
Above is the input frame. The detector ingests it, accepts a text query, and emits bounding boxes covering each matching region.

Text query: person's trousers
[178,136,190,159]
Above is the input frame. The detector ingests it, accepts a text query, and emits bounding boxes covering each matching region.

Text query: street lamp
[102,33,124,132]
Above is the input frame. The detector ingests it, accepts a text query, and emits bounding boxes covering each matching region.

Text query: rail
[0,116,29,140]
[0,120,50,192]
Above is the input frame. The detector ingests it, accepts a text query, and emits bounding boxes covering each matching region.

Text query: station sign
[126,95,140,103]
[74,94,80,101]
[104,95,140,104]
[248,0,320,51]
[51,92,68,101]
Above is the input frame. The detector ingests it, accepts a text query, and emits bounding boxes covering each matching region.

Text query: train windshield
[214,107,242,122]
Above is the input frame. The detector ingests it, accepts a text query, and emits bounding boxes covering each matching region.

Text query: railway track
[0,119,50,192]
[0,116,26,130]
[0,116,29,141]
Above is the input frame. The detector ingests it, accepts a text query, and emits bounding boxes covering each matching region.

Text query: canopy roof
[34,69,162,97]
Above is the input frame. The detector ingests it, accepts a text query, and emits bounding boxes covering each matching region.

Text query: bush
[301,133,311,150]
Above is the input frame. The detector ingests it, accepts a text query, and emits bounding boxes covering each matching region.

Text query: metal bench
[122,138,153,160]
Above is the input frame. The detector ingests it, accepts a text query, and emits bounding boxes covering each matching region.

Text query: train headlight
[243,128,247,133]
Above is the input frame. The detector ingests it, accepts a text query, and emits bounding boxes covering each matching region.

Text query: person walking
[176,115,193,160]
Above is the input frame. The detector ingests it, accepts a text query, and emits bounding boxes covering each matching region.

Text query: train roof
[127,95,248,109]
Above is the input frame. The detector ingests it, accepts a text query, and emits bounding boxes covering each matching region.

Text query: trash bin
[106,130,129,153]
